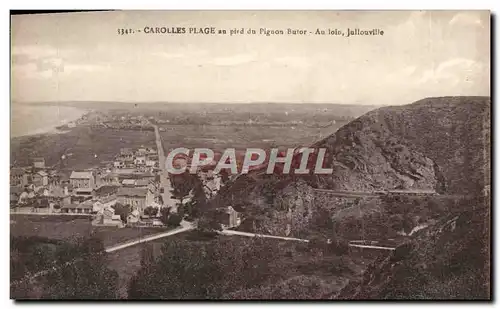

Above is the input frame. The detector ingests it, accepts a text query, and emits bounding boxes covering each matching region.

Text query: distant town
[10,112,239,230]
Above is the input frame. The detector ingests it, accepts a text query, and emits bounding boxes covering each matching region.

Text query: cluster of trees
[10,236,60,283]
[169,172,207,220]
[11,232,353,300]
[158,207,182,227]
[128,233,353,300]
[128,238,282,299]
[112,203,182,227]
[112,203,131,222]
[330,195,469,240]
[143,206,159,217]
[222,275,336,300]
[11,236,119,299]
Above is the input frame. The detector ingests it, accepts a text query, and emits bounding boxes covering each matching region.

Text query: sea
[10,104,88,138]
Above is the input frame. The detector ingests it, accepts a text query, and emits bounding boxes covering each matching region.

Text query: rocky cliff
[212,96,490,237]
[311,111,438,192]
[358,96,491,195]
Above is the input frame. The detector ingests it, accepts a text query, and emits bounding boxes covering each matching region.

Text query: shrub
[143,206,158,217]
[167,213,182,227]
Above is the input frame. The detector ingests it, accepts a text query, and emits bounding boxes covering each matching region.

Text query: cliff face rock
[255,179,315,237]
[215,96,489,236]
[358,96,490,195]
[312,113,438,191]
[227,178,315,237]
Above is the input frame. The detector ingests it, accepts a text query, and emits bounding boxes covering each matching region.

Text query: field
[10,214,174,299]
[10,103,376,170]
[10,126,156,169]
[92,226,172,248]
[10,215,93,243]
[159,123,348,155]
[10,214,169,247]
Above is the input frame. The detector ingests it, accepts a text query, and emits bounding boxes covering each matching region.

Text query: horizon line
[12,95,490,106]
[13,100,383,106]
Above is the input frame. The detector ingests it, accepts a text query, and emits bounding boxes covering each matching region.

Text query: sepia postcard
[10,10,491,300]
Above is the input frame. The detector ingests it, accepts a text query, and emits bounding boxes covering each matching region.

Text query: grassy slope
[11,126,156,169]
[10,215,169,247]
[337,197,490,300]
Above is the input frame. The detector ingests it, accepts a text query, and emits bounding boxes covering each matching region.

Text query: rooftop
[11,168,26,176]
[101,173,117,179]
[135,179,150,187]
[217,206,238,214]
[122,179,137,186]
[61,204,93,210]
[70,171,93,179]
[98,194,117,204]
[117,187,149,197]
[37,170,48,177]
[94,185,118,196]
[10,186,24,195]
[75,188,93,194]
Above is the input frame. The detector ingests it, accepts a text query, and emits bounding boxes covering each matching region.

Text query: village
[10,139,241,230]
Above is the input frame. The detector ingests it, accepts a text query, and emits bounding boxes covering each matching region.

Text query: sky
[11,10,490,105]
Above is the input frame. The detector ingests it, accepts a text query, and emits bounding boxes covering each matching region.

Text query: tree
[262,181,277,205]
[159,207,171,225]
[184,181,207,219]
[143,206,159,217]
[312,208,334,233]
[112,203,132,222]
[170,173,196,204]
[41,237,119,299]
[171,172,207,219]
[128,238,281,299]
[166,213,182,227]
[197,209,222,232]
[140,244,156,268]
[128,240,216,299]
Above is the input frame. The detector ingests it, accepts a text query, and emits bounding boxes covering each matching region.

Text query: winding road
[219,229,310,243]
[12,222,394,288]
[219,229,396,251]
[105,221,195,253]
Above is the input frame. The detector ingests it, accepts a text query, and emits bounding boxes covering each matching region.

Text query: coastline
[10,105,89,139]
[11,125,73,140]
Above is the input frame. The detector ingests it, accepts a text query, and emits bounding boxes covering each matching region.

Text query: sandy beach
[10,104,87,138]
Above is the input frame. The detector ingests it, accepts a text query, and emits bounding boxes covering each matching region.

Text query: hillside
[357,96,491,195]
[203,96,492,300]
[212,96,490,239]
[336,197,490,299]
[311,107,438,192]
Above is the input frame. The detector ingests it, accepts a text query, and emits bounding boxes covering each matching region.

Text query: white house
[70,171,95,191]
[18,191,35,204]
[145,159,157,167]
[33,170,49,186]
[93,206,122,227]
[121,179,137,186]
[33,157,45,169]
[113,161,125,169]
[93,194,117,213]
[127,209,140,224]
[134,156,146,166]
